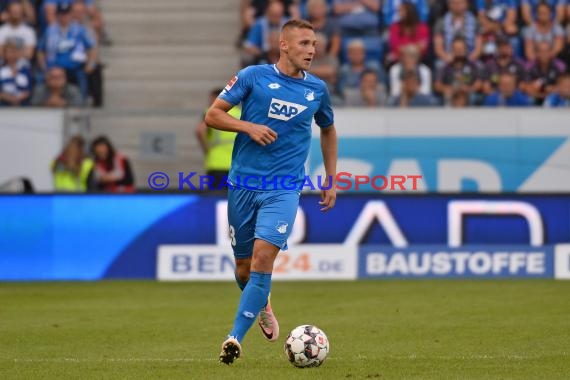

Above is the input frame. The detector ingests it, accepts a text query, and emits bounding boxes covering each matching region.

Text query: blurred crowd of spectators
[238,0,570,107]
[0,0,108,108]
[51,134,134,192]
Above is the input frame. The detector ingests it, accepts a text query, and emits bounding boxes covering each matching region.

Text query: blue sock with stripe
[229,271,272,342]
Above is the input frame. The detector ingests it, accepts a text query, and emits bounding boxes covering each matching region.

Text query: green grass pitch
[1,280,569,379]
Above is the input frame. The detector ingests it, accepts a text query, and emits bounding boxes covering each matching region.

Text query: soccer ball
[284,325,329,368]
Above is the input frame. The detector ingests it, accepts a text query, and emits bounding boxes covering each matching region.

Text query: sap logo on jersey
[268,98,307,121]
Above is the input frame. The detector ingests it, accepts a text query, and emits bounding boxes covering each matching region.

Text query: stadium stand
[238,0,570,108]
[89,0,240,189]
[3,0,567,191]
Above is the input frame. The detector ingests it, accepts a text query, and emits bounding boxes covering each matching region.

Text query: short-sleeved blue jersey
[39,22,96,70]
[218,64,334,191]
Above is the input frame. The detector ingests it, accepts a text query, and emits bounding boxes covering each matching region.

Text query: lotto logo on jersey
[268,98,308,121]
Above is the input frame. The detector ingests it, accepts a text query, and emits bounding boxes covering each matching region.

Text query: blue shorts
[228,188,300,259]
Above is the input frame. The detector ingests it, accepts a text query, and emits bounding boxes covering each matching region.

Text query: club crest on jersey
[268,98,307,121]
[304,89,315,101]
[224,76,238,91]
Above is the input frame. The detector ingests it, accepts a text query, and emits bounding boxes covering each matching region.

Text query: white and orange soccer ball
[284,325,329,368]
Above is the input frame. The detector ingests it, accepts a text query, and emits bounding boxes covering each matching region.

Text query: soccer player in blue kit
[205,19,338,365]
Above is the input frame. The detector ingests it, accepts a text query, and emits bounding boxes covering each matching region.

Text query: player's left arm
[319,125,337,212]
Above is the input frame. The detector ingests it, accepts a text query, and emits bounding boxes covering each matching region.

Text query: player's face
[283,27,317,71]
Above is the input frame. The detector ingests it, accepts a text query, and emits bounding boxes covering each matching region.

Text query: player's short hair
[558,72,570,82]
[281,19,314,33]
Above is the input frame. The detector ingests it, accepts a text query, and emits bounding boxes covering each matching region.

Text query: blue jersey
[218,64,334,191]
[39,22,95,70]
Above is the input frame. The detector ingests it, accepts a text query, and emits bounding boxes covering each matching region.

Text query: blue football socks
[229,271,272,342]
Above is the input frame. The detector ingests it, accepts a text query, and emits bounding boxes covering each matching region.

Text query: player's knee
[251,245,279,273]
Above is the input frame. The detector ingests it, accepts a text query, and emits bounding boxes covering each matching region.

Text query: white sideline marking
[8,358,218,363]
[5,353,568,363]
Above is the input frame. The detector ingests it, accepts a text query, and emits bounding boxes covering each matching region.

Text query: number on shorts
[229,225,236,246]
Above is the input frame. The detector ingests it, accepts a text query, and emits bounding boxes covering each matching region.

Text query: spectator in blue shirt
[37,3,97,101]
[521,0,566,25]
[383,0,429,26]
[484,72,532,106]
[0,39,31,106]
[44,0,108,44]
[543,73,570,107]
[242,0,289,66]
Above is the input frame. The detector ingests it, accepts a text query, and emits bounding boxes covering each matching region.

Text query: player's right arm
[205,69,277,146]
[205,99,277,146]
